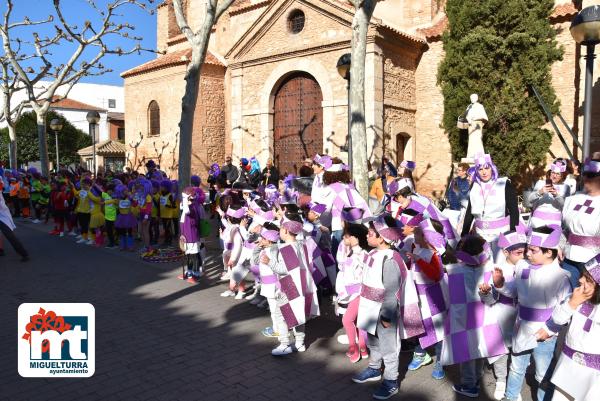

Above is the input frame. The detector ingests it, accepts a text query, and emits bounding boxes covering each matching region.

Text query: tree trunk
[7,124,17,169]
[36,112,50,176]
[349,0,376,199]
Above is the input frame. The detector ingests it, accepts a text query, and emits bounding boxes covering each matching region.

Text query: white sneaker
[32,219,40,224]
[271,344,293,356]
[86,239,94,245]
[234,291,245,300]
[59,232,65,237]
[220,290,235,297]
[494,382,506,400]
[337,334,349,345]
[76,238,87,244]
[294,344,306,353]
[76,235,83,240]
[69,231,78,236]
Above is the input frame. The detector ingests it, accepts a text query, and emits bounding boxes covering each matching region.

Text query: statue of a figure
[459,94,488,163]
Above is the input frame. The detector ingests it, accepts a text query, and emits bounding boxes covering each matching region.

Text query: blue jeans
[330,229,343,260]
[561,259,581,290]
[505,337,557,401]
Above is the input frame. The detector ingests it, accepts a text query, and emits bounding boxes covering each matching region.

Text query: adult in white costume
[0,192,28,261]
[461,154,520,262]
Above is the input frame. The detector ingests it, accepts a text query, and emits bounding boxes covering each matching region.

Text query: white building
[1,80,124,142]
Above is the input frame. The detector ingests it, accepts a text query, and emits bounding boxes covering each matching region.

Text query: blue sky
[0,0,157,86]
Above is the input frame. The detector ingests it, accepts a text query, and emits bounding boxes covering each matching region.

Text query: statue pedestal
[460,157,474,164]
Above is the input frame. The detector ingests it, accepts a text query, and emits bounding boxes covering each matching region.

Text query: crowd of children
[209,153,599,401]
[2,151,599,401]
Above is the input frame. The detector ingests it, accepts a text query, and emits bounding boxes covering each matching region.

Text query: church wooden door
[273,72,323,177]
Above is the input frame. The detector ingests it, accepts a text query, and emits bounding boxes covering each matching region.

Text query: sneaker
[76,238,87,244]
[245,292,257,301]
[219,273,231,282]
[271,344,293,356]
[294,344,306,353]
[220,290,236,297]
[256,299,269,309]
[372,379,399,400]
[337,334,350,345]
[346,346,361,363]
[234,291,245,300]
[178,271,192,280]
[249,296,262,305]
[69,231,78,236]
[352,367,382,384]
[431,361,445,380]
[360,348,369,358]
[494,382,506,401]
[452,385,479,398]
[261,327,279,338]
[407,352,432,371]
[86,239,94,245]
[32,219,40,224]
[59,232,65,237]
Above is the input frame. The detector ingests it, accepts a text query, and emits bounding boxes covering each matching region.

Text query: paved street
[1,221,537,401]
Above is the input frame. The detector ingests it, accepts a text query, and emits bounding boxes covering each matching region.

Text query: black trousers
[77,212,91,235]
[0,221,28,258]
[105,220,115,246]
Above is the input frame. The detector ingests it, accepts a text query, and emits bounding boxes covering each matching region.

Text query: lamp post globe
[86,111,101,175]
[336,53,351,80]
[571,5,600,160]
[50,118,63,172]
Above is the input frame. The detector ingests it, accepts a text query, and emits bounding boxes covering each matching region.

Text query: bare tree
[348,0,378,198]
[0,0,154,176]
[172,0,236,189]
[0,57,27,169]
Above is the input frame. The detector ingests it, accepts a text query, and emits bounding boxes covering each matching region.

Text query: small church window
[287,10,305,34]
[148,101,160,136]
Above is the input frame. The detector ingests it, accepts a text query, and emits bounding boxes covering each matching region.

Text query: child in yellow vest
[72,178,92,243]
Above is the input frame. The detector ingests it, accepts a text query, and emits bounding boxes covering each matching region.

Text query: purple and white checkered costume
[275,243,320,328]
[550,254,600,400]
[563,193,600,264]
[323,182,372,232]
[440,259,507,366]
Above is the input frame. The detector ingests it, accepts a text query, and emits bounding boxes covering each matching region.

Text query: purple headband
[583,159,600,174]
[341,207,364,223]
[456,242,491,266]
[310,203,327,215]
[281,218,304,235]
[528,227,561,249]
[260,229,280,243]
[419,219,446,255]
[474,153,492,166]
[400,160,416,171]
[550,162,566,174]
[498,230,527,250]
[584,254,600,284]
[226,207,247,219]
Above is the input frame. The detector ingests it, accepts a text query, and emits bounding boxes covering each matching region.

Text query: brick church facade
[121,0,597,196]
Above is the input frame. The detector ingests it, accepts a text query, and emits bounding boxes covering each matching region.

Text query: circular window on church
[287,10,305,34]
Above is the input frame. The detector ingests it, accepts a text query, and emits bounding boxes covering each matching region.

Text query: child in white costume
[493,226,571,401]
[480,229,526,400]
[219,206,245,297]
[551,254,600,401]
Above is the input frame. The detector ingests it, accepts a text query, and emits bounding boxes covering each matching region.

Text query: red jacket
[51,190,70,211]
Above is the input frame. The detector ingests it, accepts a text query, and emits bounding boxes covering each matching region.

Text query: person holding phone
[528,160,571,212]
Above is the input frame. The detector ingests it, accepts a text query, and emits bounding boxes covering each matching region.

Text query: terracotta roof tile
[50,96,106,112]
[379,23,427,45]
[78,140,126,156]
[417,16,448,41]
[121,48,224,78]
[550,2,578,20]
[229,0,271,16]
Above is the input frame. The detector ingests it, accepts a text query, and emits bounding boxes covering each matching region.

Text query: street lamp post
[86,111,101,175]
[571,5,600,161]
[336,53,352,173]
[50,119,63,172]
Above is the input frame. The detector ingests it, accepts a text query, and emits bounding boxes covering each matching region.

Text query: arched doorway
[273,72,323,176]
